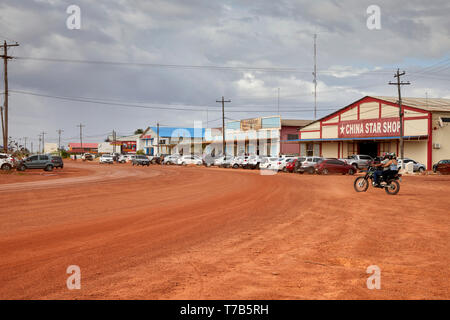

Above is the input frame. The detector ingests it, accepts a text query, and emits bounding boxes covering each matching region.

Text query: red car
[285,158,298,173]
[315,158,356,175]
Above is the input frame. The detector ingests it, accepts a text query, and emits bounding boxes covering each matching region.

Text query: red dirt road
[0,162,449,299]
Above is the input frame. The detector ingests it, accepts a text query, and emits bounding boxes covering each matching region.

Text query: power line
[9,89,339,113]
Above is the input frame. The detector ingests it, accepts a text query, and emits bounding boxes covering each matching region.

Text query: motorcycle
[353,166,402,195]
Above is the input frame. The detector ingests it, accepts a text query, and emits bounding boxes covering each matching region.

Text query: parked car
[245,155,261,169]
[259,157,283,170]
[0,153,16,171]
[214,156,233,167]
[17,154,59,171]
[397,158,426,172]
[118,154,136,163]
[177,155,202,165]
[230,156,245,169]
[81,153,94,161]
[111,152,120,162]
[132,155,150,166]
[118,155,127,163]
[433,159,450,174]
[297,156,323,174]
[51,156,64,169]
[280,157,296,172]
[339,154,373,169]
[99,154,114,164]
[163,154,180,165]
[315,158,356,175]
[286,158,301,173]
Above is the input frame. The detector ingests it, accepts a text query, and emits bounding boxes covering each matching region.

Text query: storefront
[222,116,310,156]
[297,96,450,169]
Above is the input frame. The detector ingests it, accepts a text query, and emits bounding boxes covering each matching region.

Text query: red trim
[427,112,432,170]
[357,104,360,120]
[396,140,399,156]
[404,115,429,120]
[319,142,322,156]
[301,130,320,133]
[322,122,339,126]
[320,122,323,139]
[378,102,382,118]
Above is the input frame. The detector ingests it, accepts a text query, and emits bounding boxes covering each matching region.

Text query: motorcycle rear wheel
[354,177,369,192]
[384,180,400,195]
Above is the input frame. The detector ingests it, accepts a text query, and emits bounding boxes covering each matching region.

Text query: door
[39,155,49,168]
[26,155,39,168]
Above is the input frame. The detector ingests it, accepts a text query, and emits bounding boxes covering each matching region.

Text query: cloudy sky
[0,0,449,146]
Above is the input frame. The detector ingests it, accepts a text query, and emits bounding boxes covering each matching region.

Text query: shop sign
[338,117,401,138]
[240,118,262,131]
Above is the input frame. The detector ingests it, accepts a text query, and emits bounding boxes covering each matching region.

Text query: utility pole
[41,131,47,153]
[31,141,33,154]
[23,137,27,151]
[1,41,19,153]
[216,96,231,155]
[76,123,85,154]
[112,130,116,154]
[157,122,160,156]
[389,69,410,169]
[313,34,317,120]
[38,134,41,154]
[57,129,63,155]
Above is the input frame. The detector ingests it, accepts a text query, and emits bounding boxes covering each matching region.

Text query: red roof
[68,143,98,148]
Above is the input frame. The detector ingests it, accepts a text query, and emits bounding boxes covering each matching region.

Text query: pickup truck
[339,154,373,169]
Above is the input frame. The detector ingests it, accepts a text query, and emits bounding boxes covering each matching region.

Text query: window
[40,156,49,161]
[287,134,298,141]
[0,155,6,159]
[360,156,372,160]
[159,140,166,145]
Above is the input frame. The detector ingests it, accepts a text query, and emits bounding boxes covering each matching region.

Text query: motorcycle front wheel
[354,177,369,192]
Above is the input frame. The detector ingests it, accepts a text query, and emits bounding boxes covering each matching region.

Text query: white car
[119,154,135,163]
[245,155,261,169]
[0,153,16,171]
[99,154,114,164]
[163,154,180,165]
[397,158,426,172]
[214,156,234,167]
[177,155,202,165]
[230,156,247,169]
[259,157,282,170]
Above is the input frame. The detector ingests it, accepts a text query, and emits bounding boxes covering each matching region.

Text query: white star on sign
[339,125,345,135]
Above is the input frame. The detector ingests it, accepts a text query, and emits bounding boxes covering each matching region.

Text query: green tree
[134,129,144,135]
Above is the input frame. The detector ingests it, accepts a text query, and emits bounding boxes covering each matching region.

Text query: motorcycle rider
[373,153,389,186]
[382,153,398,182]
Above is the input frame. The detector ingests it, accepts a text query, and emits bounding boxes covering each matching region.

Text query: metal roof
[281,119,312,127]
[373,96,450,112]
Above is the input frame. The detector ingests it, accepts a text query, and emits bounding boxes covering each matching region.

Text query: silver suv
[298,156,323,174]
[17,154,58,171]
